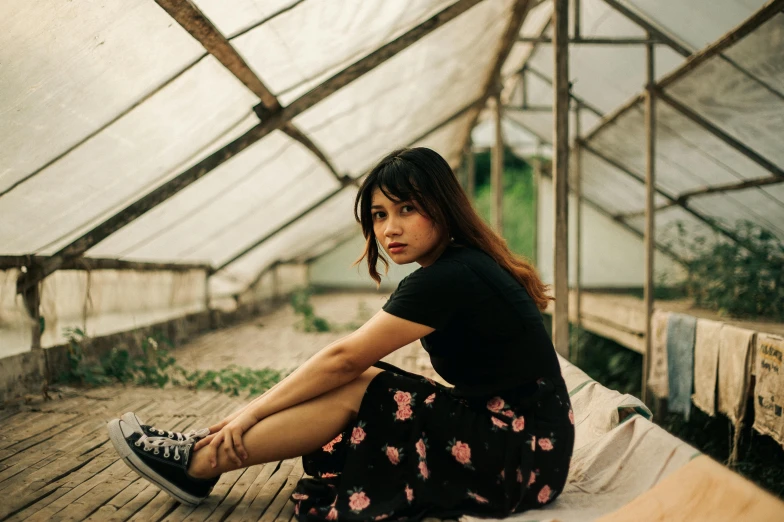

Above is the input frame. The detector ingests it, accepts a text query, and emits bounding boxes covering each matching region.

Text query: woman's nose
[384,217,402,236]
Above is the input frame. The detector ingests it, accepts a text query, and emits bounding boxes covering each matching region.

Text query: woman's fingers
[222,431,243,467]
[232,429,248,461]
[206,432,225,468]
[208,420,227,434]
[194,433,216,451]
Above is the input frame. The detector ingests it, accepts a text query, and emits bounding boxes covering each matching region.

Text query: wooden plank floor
[0,292,438,522]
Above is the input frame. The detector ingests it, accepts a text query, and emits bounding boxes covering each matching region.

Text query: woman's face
[370,187,449,267]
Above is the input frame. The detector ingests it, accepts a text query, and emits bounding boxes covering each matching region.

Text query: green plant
[666,220,783,320]
[290,287,332,332]
[58,329,286,397]
[61,327,112,386]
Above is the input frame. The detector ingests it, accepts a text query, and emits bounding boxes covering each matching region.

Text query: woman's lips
[389,244,406,254]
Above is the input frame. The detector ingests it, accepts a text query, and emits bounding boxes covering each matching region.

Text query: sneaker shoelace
[146,426,210,444]
[134,433,193,461]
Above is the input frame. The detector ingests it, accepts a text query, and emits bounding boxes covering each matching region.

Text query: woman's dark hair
[353,147,553,311]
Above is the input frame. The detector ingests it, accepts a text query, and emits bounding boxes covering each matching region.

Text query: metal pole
[553,0,570,360]
[574,103,583,363]
[492,93,504,234]
[642,34,656,405]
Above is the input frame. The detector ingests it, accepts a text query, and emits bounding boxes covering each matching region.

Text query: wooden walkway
[0,292,436,522]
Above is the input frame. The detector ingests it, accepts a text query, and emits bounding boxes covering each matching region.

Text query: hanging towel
[753,334,784,449]
[692,319,723,416]
[717,325,756,423]
[666,313,697,420]
[647,310,671,398]
[717,325,756,464]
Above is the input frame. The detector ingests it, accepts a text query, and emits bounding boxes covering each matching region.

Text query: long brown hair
[353,147,553,311]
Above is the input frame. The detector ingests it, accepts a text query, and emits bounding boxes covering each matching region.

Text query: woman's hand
[193,411,259,468]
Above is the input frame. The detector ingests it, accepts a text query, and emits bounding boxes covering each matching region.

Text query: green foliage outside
[665,220,783,321]
[470,150,537,260]
[61,327,286,397]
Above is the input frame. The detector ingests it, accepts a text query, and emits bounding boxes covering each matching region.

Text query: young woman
[108,147,574,521]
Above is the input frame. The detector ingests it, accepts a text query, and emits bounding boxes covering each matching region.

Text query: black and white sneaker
[107,417,218,505]
[120,412,210,444]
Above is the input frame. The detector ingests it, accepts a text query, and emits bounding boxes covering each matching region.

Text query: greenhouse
[1,0,783,520]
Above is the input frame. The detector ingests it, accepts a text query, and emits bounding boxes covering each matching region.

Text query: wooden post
[491,93,504,234]
[532,141,541,266]
[466,139,476,203]
[642,35,656,405]
[21,275,42,351]
[552,0,570,359]
[574,103,583,362]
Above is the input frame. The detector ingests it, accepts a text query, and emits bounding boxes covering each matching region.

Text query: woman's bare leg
[188,367,383,479]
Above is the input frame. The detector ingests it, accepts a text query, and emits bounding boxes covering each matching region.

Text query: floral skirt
[291,362,574,521]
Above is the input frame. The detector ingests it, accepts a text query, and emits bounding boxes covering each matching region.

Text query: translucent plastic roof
[1,0,782,299]
[494,0,784,259]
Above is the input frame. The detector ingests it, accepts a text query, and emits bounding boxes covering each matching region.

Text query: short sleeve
[382,260,466,329]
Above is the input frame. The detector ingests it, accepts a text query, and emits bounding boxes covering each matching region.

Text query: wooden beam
[456,0,535,171]
[582,0,783,150]
[492,94,504,233]
[574,103,584,361]
[466,138,476,203]
[518,36,660,45]
[599,0,692,57]
[214,96,487,275]
[656,89,784,180]
[0,256,210,272]
[16,0,484,295]
[580,141,766,254]
[156,0,345,184]
[642,36,656,406]
[615,175,784,220]
[552,0,570,360]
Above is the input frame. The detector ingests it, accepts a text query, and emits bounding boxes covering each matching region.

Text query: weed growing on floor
[60,328,285,397]
[291,287,332,332]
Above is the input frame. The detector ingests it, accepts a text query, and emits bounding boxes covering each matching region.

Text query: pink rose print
[424,377,437,386]
[322,433,343,453]
[486,397,505,412]
[292,493,309,500]
[348,490,371,512]
[385,445,401,465]
[537,485,552,504]
[516,467,523,483]
[416,438,427,459]
[424,393,436,405]
[320,472,338,478]
[351,425,366,445]
[375,515,389,521]
[395,404,413,421]
[394,391,412,405]
[528,470,538,486]
[569,409,575,425]
[309,508,318,515]
[491,416,508,429]
[295,503,300,516]
[418,460,430,479]
[538,438,554,451]
[531,436,536,451]
[502,409,515,418]
[467,490,489,504]
[326,507,339,520]
[405,484,414,502]
[450,440,472,465]
[512,416,525,432]
[500,469,505,480]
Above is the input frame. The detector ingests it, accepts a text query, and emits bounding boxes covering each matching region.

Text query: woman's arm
[197,309,433,465]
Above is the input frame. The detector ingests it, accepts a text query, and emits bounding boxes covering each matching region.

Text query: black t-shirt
[382,244,563,396]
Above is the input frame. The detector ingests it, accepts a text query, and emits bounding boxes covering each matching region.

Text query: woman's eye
[401,205,415,213]
[372,211,385,220]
